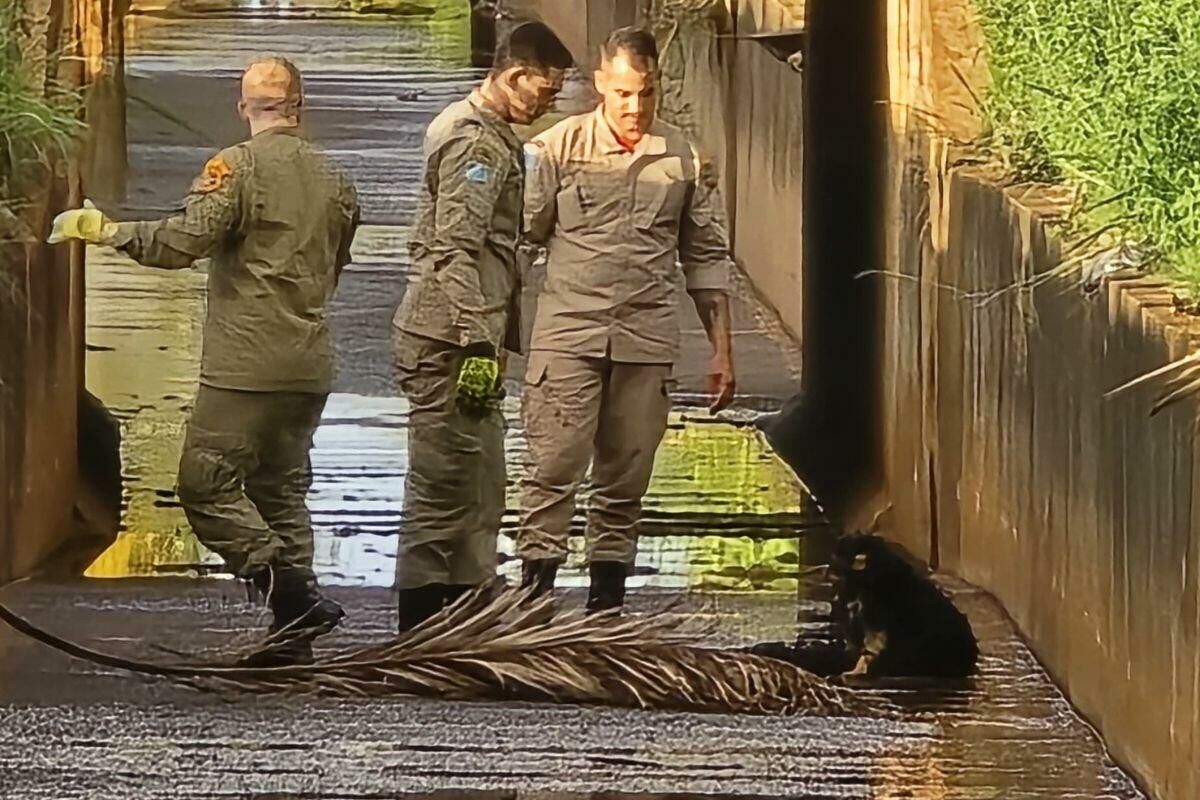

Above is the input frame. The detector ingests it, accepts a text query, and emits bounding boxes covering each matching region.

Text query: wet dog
[751,532,979,679]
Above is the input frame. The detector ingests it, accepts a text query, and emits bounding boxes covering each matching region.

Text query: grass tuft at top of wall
[0,3,84,211]
[977,0,1200,292]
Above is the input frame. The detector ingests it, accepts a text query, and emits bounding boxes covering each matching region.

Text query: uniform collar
[469,89,521,149]
[253,123,302,139]
[591,105,667,157]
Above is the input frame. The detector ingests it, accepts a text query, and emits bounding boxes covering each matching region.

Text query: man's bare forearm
[690,288,732,361]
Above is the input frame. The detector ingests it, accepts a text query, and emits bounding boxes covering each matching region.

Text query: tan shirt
[524,107,732,363]
[114,127,360,393]
[393,92,525,354]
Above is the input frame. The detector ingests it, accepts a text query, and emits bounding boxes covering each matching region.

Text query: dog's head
[829,532,921,585]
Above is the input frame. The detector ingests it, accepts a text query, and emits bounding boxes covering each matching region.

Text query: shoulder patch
[464,161,493,184]
[193,154,234,194]
[523,144,542,173]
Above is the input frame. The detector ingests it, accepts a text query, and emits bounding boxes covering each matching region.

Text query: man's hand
[689,288,736,413]
[47,199,118,245]
[708,352,736,413]
[456,343,503,418]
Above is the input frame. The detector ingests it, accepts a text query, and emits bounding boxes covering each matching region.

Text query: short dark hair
[493,22,574,75]
[600,26,658,64]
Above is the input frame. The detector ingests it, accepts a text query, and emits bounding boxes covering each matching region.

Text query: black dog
[751,532,979,679]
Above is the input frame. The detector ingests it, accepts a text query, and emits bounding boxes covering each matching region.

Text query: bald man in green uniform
[50,57,360,664]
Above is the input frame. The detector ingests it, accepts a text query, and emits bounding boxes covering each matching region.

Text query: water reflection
[870,753,948,800]
[83,318,813,589]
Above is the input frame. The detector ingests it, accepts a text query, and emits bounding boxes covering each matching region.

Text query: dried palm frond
[1104,349,1200,416]
[0,586,891,718]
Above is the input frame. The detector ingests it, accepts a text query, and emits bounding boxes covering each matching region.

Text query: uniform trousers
[176,385,327,579]
[517,350,672,566]
[393,330,506,590]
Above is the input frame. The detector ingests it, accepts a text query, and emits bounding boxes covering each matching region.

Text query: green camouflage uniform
[391,92,524,590]
[111,126,360,579]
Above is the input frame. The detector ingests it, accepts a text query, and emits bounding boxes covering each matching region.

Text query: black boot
[239,569,344,667]
[586,560,628,614]
[271,570,345,634]
[396,583,449,632]
[445,579,500,609]
[520,558,560,598]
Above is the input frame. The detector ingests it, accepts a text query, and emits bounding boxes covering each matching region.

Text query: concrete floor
[0,576,1146,798]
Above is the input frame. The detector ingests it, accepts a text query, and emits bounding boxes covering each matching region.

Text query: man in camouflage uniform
[518,28,737,612]
[391,22,572,631]
[50,57,360,664]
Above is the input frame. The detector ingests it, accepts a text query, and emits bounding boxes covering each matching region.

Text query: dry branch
[0,586,894,718]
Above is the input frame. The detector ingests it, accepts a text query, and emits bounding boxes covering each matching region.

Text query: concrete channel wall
[2,0,122,586]
[0,210,85,586]
[880,156,1200,800]
[2,0,80,586]
[879,1,1200,797]
[644,0,804,340]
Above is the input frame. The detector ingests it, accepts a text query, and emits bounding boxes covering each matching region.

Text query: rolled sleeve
[681,152,732,292]
[522,138,559,245]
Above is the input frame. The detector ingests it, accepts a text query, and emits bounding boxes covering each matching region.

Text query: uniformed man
[518,27,737,612]
[49,57,360,664]
[391,22,572,631]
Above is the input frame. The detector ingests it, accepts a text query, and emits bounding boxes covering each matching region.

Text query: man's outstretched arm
[112,148,248,270]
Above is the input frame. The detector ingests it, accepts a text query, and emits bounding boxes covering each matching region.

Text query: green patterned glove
[457,352,502,418]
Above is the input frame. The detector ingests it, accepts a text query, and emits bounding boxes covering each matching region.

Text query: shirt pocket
[247,187,299,267]
[633,176,685,231]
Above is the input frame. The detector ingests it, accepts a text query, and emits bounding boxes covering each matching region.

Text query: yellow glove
[47,199,118,245]
[456,346,503,419]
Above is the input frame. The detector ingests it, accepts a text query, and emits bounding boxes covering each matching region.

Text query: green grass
[0,3,84,205]
[977,0,1200,291]
[1,4,84,340]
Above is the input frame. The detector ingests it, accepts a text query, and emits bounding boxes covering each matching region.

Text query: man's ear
[593,69,606,94]
[505,66,529,86]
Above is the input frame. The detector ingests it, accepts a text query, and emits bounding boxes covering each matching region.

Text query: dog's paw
[836,671,876,689]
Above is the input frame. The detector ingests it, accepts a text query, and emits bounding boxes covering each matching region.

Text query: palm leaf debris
[0,585,893,718]
[1105,349,1200,416]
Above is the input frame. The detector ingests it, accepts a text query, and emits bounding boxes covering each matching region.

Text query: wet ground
[0,575,1147,798]
[0,1,1150,797]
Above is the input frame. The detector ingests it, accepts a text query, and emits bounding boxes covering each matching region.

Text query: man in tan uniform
[518,27,737,612]
[49,57,360,664]
[391,22,572,631]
